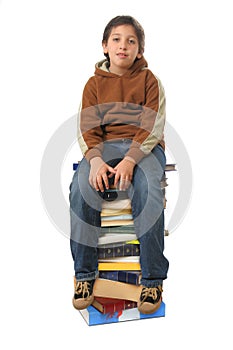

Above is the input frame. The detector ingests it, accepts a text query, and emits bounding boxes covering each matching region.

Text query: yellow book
[98,261,141,271]
[126,239,140,244]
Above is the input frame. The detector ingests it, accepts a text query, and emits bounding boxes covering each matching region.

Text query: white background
[1,0,233,348]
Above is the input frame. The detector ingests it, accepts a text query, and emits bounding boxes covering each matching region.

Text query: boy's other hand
[114,157,136,191]
[89,157,116,192]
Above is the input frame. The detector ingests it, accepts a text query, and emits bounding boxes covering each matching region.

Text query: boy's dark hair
[102,15,145,61]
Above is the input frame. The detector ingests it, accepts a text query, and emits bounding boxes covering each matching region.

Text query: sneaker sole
[137,298,162,314]
[72,294,94,310]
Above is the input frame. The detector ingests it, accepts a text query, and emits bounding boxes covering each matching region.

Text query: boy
[70,15,169,314]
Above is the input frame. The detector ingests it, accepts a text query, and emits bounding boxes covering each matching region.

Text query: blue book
[98,271,120,282]
[99,270,141,285]
[79,302,165,326]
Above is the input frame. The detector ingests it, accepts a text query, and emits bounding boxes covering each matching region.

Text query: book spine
[100,225,135,234]
[102,300,137,314]
[101,214,133,221]
[118,271,141,285]
[98,271,120,281]
[98,243,140,259]
[98,271,141,285]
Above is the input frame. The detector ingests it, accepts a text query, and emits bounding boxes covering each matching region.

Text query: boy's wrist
[85,148,103,163]
[124,156,136,165]
[90,156,103,165]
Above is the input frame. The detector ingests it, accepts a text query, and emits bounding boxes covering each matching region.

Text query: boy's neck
[109,66,128,76]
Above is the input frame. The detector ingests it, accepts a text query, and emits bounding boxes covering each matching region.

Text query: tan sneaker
[137,285,163,314]
[72,280,95,310]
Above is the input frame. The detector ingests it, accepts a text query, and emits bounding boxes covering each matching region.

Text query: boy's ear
[137,52,142,59]
[102,41,108,54]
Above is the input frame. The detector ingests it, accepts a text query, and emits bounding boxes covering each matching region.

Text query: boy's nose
[120,40,127,50]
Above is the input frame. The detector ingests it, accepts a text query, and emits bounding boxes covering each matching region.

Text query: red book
[92,297,137,316]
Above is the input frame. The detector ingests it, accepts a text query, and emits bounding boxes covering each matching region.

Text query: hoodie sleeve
[77,77,104,162]
[125,70,166,163]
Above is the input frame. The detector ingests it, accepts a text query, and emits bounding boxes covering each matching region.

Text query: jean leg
[69,158,102,281]
[128,145,169,287]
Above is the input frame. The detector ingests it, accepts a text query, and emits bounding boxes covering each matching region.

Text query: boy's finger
[119,178,127,191]
[107,165,116,174]
[114,173,120,188]
[97,175,104,192]
[102,173,109,190]
[93,178,99,191]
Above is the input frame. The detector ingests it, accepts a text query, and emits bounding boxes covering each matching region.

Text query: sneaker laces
[75,281,92,298]
[140,286,162,303]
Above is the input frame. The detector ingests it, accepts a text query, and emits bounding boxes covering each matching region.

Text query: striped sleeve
[125,71,166,163]
[77,77,104,161]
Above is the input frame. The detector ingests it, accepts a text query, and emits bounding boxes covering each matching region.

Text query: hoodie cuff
[85,148,102,163]
[125,147,146,164]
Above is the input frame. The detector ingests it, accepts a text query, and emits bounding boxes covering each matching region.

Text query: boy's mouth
[117,53,128,58]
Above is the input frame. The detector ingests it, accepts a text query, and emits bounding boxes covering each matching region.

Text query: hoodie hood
[94,56,148,78]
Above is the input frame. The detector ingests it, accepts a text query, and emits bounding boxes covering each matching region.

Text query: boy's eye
[113,37,120,42]
[129,39,136,44]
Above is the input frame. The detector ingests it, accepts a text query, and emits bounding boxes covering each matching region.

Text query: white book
[101,214,133,221]
[98,256,140,263]
[98,233,137,245]
[101,198,131,210]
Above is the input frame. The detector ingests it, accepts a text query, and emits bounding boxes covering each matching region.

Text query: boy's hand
[114,157,136,191]
[89,157,116,192]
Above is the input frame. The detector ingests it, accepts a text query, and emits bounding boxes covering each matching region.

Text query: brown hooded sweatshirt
[78,57,166,163]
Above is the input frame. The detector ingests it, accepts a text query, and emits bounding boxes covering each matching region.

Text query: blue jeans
[69,140,169,287]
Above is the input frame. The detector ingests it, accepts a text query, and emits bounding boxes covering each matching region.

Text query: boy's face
[102,24,142,75]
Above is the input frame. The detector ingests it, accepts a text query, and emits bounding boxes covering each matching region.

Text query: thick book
[164,163,176,171]
[92,297,137,315]
[101,207,132,217]
[79,302,165,326]
[93,278,142,301]
[100,224,135,235]
[98,242,140,259]
[99,270,141,285]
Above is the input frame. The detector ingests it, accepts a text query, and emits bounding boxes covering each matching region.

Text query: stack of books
[80,279,166,325]
[73,162,176,326]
